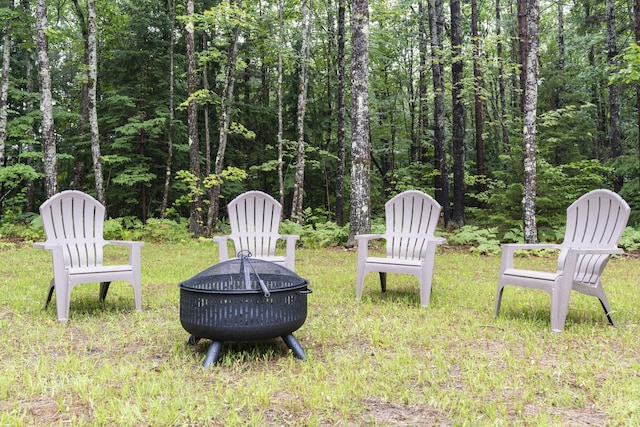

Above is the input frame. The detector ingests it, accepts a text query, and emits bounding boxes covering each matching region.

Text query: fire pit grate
[178,251,311,367]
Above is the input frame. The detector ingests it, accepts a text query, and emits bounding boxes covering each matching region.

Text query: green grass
[1,241,640,425]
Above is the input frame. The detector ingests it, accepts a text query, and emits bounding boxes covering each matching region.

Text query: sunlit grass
[1,241,640,425]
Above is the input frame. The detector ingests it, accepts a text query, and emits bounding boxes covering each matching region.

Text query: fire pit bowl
[178,251,311,368]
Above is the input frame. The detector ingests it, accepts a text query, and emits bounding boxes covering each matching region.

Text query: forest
[2,0,640,243]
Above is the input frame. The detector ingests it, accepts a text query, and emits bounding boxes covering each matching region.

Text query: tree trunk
[635,0,640,181]
[335,0,346,226]
[523,0,540,244]
[428,0,450,226]
[36,0,57,198]
[517,0,527,110]
[87,0,104,207]
[70,0,89,176]
[417,0,428,164]
[185,0,202,234]
[496,0,509,150]
[0,0,12,169]
[204,39,214,236]
[347,0,371,247]
[607,0,622,192]
[451,0,465,227]
[554,0,565,110]
[161,0,175,219]
[277,0,285,211]
[291,0,312,222]
[210,3,241,229]
[323,0,335,217]
[472,0,485,201]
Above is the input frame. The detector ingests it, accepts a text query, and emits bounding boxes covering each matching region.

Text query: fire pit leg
[202,341,224,368]
[281,334,306,360]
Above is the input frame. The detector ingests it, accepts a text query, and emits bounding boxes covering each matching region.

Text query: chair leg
[99,282,111,303]
[44,280,55,310]
[356,266,366,299]
[550,282,572,333]
[418,272,433,307]
[379,272,387,293]
[55,285,71,323]
[494,284,505,317]
[598,298,616,327]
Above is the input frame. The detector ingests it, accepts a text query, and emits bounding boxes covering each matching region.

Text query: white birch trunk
[347,0,371,246]
[210,6,241,229]
[523,0,539,244]
[87,0,104,206]
[185,0,202,234]
[277,0,285,211]
[0,0,13,168]
[161,0,175,219]
[291,0,312,221]
[36,0,57,197]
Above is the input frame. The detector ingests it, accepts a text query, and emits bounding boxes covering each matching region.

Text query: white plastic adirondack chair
[34,190,144,322]
[213,191,299,271]
[355,190,446,306]
[495,189,630,332]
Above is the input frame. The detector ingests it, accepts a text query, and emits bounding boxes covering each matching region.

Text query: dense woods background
[3,0,640,243]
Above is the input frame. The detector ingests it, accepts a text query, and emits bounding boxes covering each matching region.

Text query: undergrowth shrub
[619,226,640,252]
[447,225,501,255]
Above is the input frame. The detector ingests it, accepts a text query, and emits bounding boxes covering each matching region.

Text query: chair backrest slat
[40,190,106,269]
[385,190,441,261]
[228,191,282,258]
[559,189,630,284]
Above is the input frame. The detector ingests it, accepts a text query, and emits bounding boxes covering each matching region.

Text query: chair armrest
[106,240,144,266]
[355,233,385,244]
[279,234,300,270]
[566,247,624,256]
[34,242,53,250]
[499,243,561,273]
[106,240,144,248]
[432,237,447,246]
[213,235,232,262]
[355,234,385,261]
[279,234,300,254]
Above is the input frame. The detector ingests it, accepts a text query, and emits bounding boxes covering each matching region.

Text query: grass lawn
[1,240,640,426]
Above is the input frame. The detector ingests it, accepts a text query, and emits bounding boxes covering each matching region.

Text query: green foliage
[175,167,247,206]
[446,225,501,255]
[0,165,40,205]
[279,219,349,249]
[618,226,640,252]
[612,42,640,85]
[0,212,43,242]
[487,158,615,238]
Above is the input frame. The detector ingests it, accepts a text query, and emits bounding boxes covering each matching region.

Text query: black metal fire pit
[178,251,311,368]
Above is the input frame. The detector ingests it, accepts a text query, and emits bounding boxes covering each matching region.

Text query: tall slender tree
[36,0,57,197]
[428,0,450,225]
[291,0,312,221]
[335,0,347,226]
[0,0,13,169]
[471,0,485,199]
[211,0,241,229]
[185,0,202,234]
[161,0,176,219]
[86,0,104,206]
[523,0,540,243]
[277,0,285,211]
[348,0,371,246]
[607,0,622,192]
[635,0,640,176]
[417,0,428,164]
[496,0,509,150]
[451,0,465,227]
